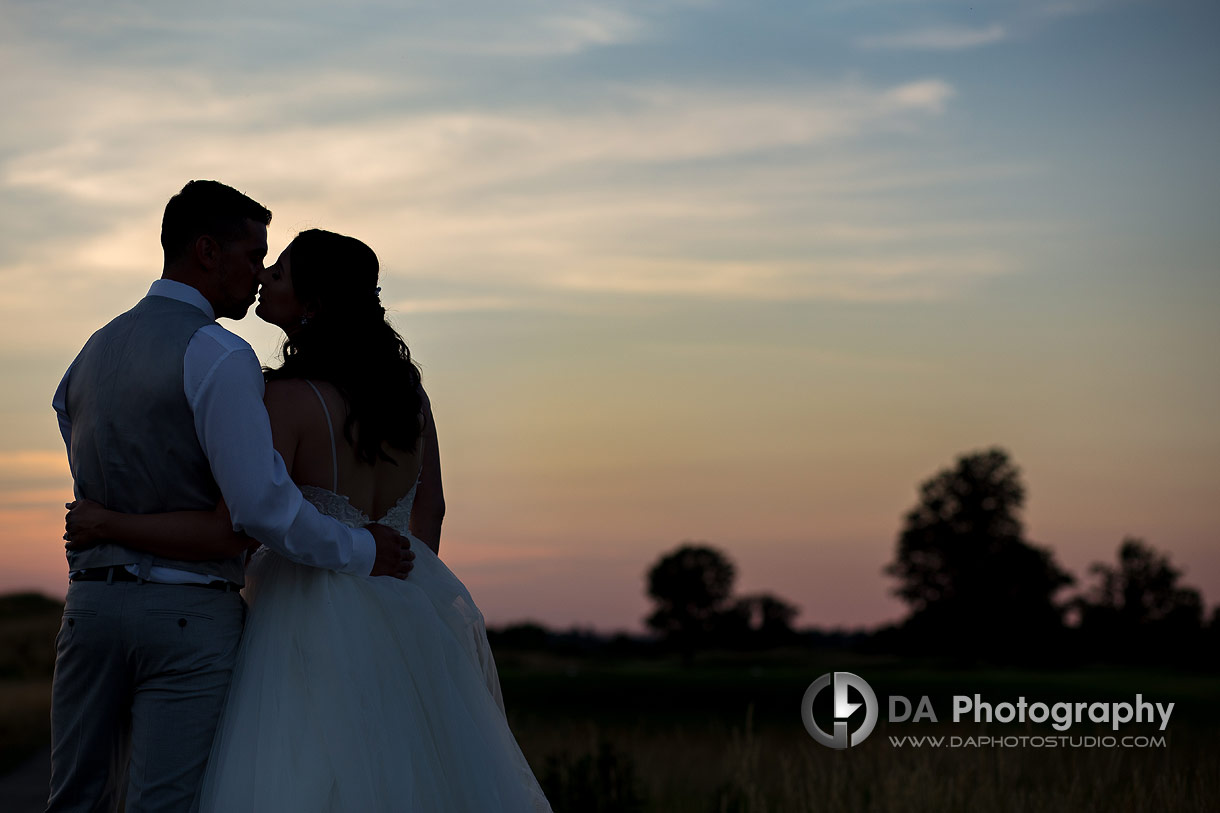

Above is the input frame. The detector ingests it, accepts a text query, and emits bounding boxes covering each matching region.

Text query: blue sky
[1,0,1216,630]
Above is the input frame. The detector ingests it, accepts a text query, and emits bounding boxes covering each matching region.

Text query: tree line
[636,447,1216,666]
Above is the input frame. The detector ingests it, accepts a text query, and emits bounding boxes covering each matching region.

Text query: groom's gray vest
[64,295,245,585]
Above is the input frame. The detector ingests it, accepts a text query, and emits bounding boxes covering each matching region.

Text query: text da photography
[800,671,1175,750]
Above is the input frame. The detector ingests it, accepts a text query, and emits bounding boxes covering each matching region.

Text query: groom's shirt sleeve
[53,364,73,454]
[186,325,376,575]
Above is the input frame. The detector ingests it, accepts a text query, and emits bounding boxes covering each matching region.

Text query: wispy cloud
[467,5,648,55]
[0,2,1034,343]
[0,64,1008,319]
[5,77,958,201]
[391,295,531,315]
[0,488,71,508]
[858,24,1007,51]
[1032,0,1119,21]
[881,79,955,112]
[0,450,68,480]
[543,252,1009,301]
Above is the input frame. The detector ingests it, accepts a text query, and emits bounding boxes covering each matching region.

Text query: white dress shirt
[54,279,375,581]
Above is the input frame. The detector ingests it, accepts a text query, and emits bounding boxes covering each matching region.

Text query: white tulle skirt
[198,541,551,812]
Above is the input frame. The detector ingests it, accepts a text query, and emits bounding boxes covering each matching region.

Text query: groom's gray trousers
[47,579,243,813]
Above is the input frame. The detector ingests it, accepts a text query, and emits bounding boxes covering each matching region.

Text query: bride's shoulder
[263,378,326,426]
[416,382,433,427]
[264,377,315,404]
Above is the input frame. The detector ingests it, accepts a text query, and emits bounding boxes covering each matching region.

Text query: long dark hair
[264,229,423,465]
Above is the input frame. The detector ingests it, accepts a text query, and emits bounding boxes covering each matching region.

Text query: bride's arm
[409,388,444,556]
[64,498,255,560]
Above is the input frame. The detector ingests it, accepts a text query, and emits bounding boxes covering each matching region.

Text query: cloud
[0,450,69,480]
[1032,0,1117,20]
[5,76,958,202]
[542,252,1009,301]
[2,72,976,306]
[881,79,955,113]
[858,24,1007,51]
[456,5,649,56]
[390,295,532,314]
[0,0,652,68]
[0,0,1039,340]
[0,488,72,508]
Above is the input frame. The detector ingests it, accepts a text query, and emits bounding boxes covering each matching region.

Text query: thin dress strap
[304,380,339,492]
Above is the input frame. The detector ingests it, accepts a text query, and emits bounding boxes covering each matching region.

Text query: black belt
[71,566,237,592]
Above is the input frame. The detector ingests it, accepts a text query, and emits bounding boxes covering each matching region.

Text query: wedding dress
[198,388,552,812]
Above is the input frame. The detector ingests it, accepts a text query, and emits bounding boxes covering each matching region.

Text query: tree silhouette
[885,447,1073,652]
[722,593,800,648]
[645,543,735,662]
[1075,538,1203,661]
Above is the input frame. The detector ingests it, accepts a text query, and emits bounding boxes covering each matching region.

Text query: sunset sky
[1,0,1216,633]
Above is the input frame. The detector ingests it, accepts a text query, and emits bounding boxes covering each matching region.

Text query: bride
[65,229,552,812]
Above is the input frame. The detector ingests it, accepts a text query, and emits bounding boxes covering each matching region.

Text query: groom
[47,180,414,813]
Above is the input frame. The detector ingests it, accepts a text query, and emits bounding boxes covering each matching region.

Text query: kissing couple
[49,180,552,812]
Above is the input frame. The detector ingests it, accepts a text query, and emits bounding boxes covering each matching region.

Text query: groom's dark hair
[161,180,272,264]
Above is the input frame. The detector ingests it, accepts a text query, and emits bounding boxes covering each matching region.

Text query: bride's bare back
[263,377,433,528]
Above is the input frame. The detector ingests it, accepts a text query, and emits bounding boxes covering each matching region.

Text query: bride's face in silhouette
[256,245,310,332]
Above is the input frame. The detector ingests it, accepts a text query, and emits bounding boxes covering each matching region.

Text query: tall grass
[501,652,1218,813]
[511,706,1216,813]
[0,680,52,775]
[0,594,60,775]
[1,606,1216,812]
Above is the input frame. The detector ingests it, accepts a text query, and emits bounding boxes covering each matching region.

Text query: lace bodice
[299,482,418,536]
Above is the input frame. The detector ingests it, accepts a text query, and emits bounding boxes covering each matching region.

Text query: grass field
[0,595,59,776]
[2,601,1216,811]
[493,650,1218,812]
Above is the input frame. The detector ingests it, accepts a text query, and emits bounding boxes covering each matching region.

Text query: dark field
[2,598,1216,812]
[497,649,1218,812]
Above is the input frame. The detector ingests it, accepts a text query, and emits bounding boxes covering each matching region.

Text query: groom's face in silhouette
[210,219,268,320]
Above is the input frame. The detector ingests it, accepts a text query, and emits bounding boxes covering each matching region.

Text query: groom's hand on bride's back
[367,523,414,579]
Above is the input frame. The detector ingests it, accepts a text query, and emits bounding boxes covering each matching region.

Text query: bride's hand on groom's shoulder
[64,499,110,550]
[367,523,415,580]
